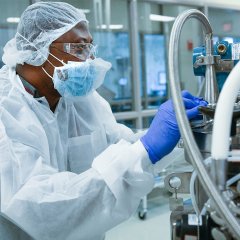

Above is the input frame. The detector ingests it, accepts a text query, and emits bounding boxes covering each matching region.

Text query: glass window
[138,2,167,110]
[142,33,167,108]
[94,31,131,110]
[138,2,204,110]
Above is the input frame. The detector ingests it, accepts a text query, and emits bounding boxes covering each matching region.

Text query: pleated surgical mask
[43,57,112,99]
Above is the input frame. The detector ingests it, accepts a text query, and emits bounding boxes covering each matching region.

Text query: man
[0,2,206,240]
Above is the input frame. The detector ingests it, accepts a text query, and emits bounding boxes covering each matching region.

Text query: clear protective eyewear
[50,42,97,61]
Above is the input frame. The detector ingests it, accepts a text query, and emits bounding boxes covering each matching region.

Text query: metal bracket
[164,172,192,194]
[215,59,234,72]
[194,55,234,72]
[194,55,216,67]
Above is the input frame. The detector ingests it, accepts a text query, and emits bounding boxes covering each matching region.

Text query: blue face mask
[42,57,111,99]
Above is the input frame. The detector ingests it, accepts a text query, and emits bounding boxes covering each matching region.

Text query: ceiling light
[7,17,20,23]
[149,14,175,22]
[97,24,123,30]
[81,9,91,14]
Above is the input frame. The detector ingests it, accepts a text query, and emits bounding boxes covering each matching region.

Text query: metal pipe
[168,9,240,238]
[128,0,143,129]
[204,33,219,105]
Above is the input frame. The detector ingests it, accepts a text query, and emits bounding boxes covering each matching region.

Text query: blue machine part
[193,41,239,91]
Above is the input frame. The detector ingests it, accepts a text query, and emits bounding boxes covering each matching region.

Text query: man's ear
[16,63,24,75]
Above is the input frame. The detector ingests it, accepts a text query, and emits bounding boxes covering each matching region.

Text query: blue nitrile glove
[140,90,208,164]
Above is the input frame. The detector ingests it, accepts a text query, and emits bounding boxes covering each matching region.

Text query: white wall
[156,0,240,9]
[203,0,240,9]
[208,8,240,38]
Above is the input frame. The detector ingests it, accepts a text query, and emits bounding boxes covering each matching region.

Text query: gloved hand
[140,90,208,164]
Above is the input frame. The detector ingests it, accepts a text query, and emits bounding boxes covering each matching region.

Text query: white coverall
[0,66,155,240]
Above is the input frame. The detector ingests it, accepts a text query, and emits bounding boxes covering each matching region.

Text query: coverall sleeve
[93,92,147,143]
[0,121,154,240]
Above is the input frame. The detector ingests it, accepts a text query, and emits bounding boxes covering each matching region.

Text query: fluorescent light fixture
[149,14,175,22]
[97,24,123,30]
[81,9,91,14]
[7,17,20,23]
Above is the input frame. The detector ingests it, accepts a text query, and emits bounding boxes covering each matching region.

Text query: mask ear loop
[42,66,54,80]
[48,52,66,66]
[89,44,98,59]
[41,53,66,80]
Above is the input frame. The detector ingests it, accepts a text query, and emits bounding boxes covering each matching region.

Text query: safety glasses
[50,42,97,61]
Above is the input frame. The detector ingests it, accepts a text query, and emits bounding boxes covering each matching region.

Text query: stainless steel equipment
[166,9,240,240]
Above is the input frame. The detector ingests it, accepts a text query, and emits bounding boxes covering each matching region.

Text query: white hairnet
[2,1,88,67]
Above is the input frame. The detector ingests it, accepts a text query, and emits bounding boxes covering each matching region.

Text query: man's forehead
[55,22,92,43]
